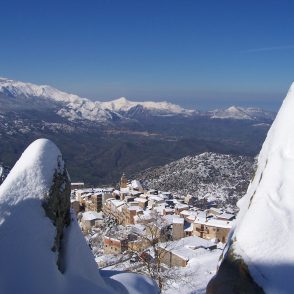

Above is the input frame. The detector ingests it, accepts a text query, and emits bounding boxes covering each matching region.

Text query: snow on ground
[163,249,222,294]
[227,82,294,292]
[0,138,158,294]
[102,243,222,294]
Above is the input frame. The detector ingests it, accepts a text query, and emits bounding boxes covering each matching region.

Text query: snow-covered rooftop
[194,217,233,229]
[128,206,142,212]
[131,179,143,190]
[149,195,164,202]
[120,187,130,193]
[134,197,148,203]
[175,203,189,209]
[161,236,216,261]
[82,211,103,221]
[173,217,184,224]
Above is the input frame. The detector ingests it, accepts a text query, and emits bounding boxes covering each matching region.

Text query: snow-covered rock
[0,138,158,294]
[0,163,9,185]
[207,83,294,293]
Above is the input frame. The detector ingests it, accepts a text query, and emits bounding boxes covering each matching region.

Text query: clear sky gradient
[1,0,294,110]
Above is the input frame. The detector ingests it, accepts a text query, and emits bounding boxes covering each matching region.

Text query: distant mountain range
[0,77,274,184]
[208,106,275,121]
[0,77,275,122]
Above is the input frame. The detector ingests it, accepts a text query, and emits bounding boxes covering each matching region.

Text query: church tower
[120,173,128,189]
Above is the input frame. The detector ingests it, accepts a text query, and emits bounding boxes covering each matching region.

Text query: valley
[0,78,272,185]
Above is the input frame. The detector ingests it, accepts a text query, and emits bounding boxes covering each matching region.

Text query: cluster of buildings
[71,174,235,268]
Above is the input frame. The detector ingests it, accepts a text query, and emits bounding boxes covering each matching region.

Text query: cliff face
[207,83,294,293]
[0,139,158,294]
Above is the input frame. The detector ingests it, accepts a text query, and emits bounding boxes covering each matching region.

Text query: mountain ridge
[135,152,256,208]
[0,77,273,185]
[0,77,275,122]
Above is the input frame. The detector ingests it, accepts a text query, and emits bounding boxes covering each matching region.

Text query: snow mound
[0,138,158,294]
[216,82,294,292]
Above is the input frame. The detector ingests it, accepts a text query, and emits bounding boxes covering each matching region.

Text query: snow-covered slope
[136,152,255,207]
[0,77,276,123]
[0,77,118,122]
[101,97,195,116]
[0,77,195,121]
[0,138,157,294]
[0,77,83,102]
[209,82,294,293]
[209,106,275,121]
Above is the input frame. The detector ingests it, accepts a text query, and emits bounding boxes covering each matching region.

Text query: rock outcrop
[42,160,71,273]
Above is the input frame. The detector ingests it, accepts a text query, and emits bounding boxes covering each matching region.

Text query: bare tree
[127,210,175,292]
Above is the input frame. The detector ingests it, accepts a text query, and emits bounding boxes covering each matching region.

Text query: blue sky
[1,0,294,110]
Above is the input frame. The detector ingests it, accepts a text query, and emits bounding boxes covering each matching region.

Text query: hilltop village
[71,174,235,271]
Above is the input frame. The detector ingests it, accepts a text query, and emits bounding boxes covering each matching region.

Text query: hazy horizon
[1,74,284,112]
[1,0,293,112]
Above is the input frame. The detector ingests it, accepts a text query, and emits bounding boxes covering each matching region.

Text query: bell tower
[120,173,128,189]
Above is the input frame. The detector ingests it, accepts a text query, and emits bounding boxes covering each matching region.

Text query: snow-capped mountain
[0,77,275,123]
[0,77,118,122]
[0,77,195,122]
[208,83,294,292]
[209,106,275,121]
[100,97,196,116]
[0,77,273,185]
[0,77,82,102]
[136,152,256,208]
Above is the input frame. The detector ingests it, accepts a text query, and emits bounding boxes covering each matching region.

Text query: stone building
[122,205,142,225]
[85,193,103,212]
[175,203,189,215]
[193,218,232,243]
[104,236,129,254]
[172,218,185,240]
[81,211,103,233]
[103,198,125,224]
[160,236,217,267]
